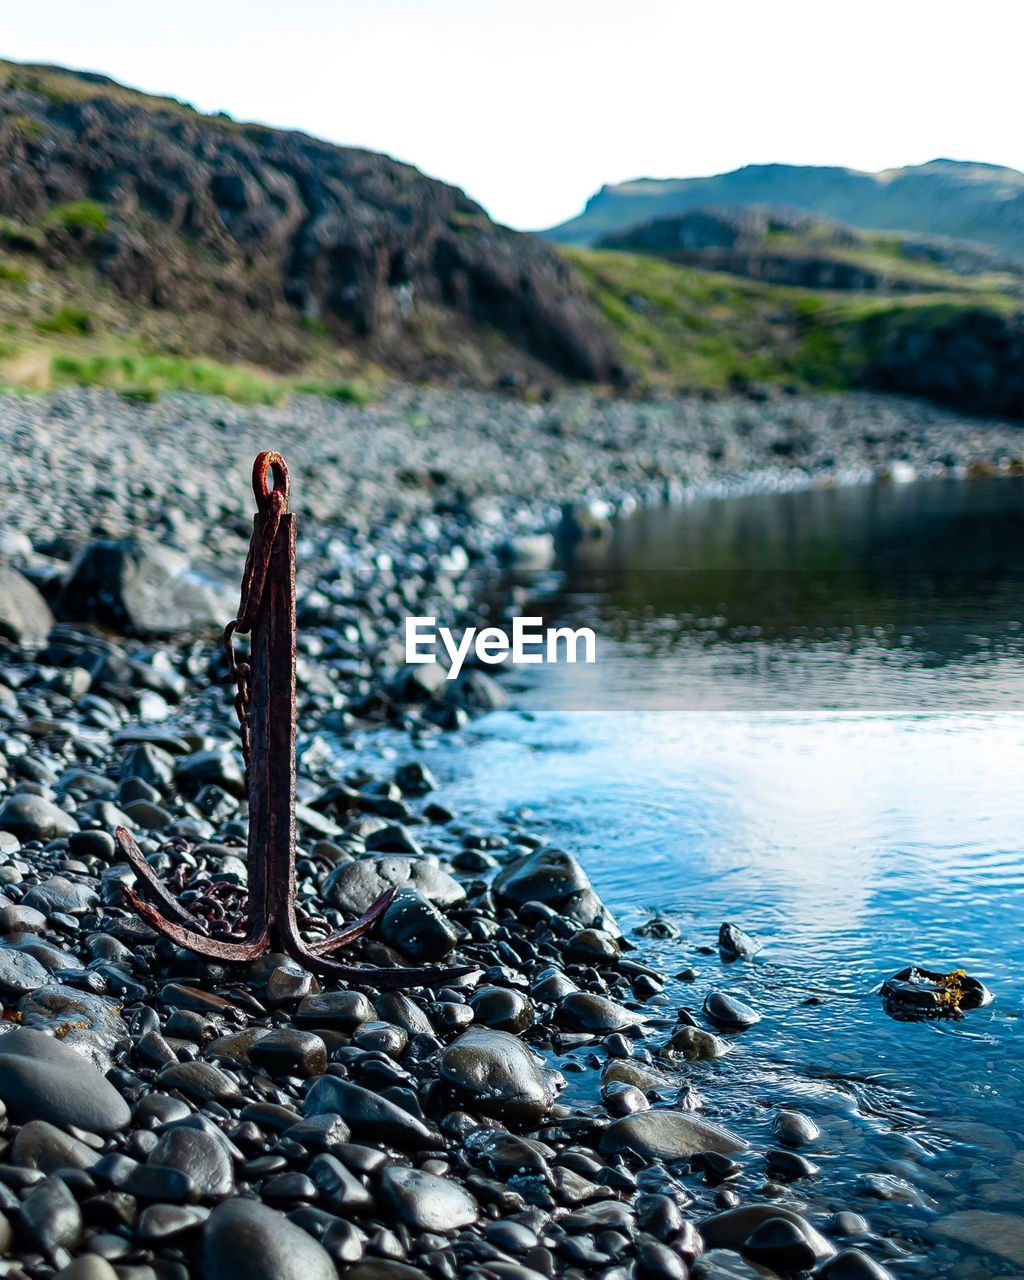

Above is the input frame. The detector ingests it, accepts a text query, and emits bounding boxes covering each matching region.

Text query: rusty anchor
[115,451,475,988]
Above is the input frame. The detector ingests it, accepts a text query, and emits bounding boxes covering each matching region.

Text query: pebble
[820,1250,897,1280]
[202,1198,336,1280]
[558,991,644,1033]
[700,1205,835,1266]
[148,1125,235,1200]
[11,1120,104,1172]
[601,1111,748,1160]
[0,794,79,841]
[493,847,619,933]
[379,888,458,962]
[660,1026,730,1061]
[157,1061,242,1105]
[718,922,762,960]
[771,1107,820,1147]
[379,1165,479,1232]
[439,1027,557,1123]
[469,985,534,1033]
[0,946,49,996]
[248,1028,327,1078]
[303,1076,434,1147]
[294,990,374,1030]
[703,991,761,1030]
[0,1027,130,1133]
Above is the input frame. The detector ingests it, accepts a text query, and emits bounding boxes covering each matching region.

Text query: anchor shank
[247,508,298,941]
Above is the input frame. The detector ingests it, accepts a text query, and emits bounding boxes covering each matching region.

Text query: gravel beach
[0,384,1021,1280]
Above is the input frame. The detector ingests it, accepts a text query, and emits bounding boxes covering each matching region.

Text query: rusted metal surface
[117,451,475,987]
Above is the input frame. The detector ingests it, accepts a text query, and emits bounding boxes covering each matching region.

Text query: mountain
[0,60,625,390]
[545,161,1024,261]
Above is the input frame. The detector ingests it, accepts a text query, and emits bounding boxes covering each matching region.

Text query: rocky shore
[0,384,1021,1280]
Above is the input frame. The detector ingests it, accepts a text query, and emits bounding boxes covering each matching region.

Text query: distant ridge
[543,160,1024,259]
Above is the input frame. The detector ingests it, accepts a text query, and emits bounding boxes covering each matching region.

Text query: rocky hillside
[0,61,625,387]
[568,239,1024,417]
[598,206,1024,293]
[546,160,1024,259]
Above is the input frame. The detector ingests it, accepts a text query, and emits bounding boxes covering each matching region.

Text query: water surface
[426,477,1024,1277]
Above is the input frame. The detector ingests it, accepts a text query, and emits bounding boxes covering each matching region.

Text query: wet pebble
[148,1125,235,1200]
[0,793,79,841]
[601,1110,747,1160]
[0,1027,130,1133]
[248,1028,327,1078]
[718,922,761,960]
[558,991,644,1033]
[703,990,761,1030]
[379,1164,479,1232]
[202,1198,336,1280]
[439,1026,557,1123]
[772,1107,820,1147]
[303,1076,433,1147]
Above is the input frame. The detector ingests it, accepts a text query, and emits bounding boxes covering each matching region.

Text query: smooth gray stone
[11,1120,103,1172]
[558,991,644,1033]
[0,794,78,842]
[492,846,619,934]
[149,1126,235,1200]
[439,1026,557,1123]
[0,946,49,996]
[703,990,761,1030]
[0,564,53,648]
[157,1061,242,1104]
[0,1026,130,1133]
[202,1198,336,1280]
[601,1110,748,1160]
[379,1164,478,1232]
[21,1174,82,1254]
[700,1205,835,1264]
[323,855,464,915]
[302,1076,434,1147]
[772,1108,821,1147]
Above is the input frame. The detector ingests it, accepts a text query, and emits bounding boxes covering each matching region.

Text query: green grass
[292,378,372,404]
[44,200,109,234]
[566,247,801,390]
[0,216,45,252]
[6,113,46,141]
[46,351,373,405]
[34,305,93,335]
[566,245,1014,394]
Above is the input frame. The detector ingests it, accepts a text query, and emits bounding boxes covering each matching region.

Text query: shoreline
[0,384,1018,1279]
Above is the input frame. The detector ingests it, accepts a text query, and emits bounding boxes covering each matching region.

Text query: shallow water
[425,477,1024,1276]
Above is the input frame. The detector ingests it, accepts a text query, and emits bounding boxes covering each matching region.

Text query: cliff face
[0,62,626,385]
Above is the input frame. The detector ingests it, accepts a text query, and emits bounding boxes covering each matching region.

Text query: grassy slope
[565,245,1016,394]
[0,225,376,404]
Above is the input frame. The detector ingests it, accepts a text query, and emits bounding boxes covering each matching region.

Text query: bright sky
[3,0,1021,230]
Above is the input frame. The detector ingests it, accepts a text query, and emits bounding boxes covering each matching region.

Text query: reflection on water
[424,477,1024,1277]
[523,476,1024,710]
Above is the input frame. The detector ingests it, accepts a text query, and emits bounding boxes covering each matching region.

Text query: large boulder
[0,564,53,647]
[61,540,235,637]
